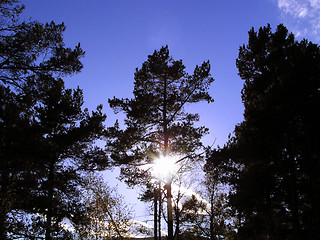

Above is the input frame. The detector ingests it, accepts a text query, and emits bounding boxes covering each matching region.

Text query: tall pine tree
[206,24,320,239]
[0,1,108,238]
[106,46,214,239]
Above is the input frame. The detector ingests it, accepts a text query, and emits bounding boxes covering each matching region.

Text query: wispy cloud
[277,0,320,40]
[129,219,168,237]
[130,219,154,229]
[173,185,210,206]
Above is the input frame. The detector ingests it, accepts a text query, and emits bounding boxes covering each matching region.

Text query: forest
[1,0,319,239]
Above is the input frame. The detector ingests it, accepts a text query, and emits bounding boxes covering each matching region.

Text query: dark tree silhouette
[106,46,214,239]
[0,1,107,239]
[206,24,320,239]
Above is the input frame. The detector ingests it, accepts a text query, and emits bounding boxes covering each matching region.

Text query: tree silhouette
[206,24,320,239]
[106,46,214,239]
[0,1,107,239]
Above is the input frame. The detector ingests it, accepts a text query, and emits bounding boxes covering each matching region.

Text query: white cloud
[277,0,320,40]
[278,0,308,18]
[174,185,209,205]
[129,219,168,236]
[310,0,320,8]
[130,219,154,229]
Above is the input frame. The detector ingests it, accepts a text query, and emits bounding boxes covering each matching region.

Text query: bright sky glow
[152,155,180,183]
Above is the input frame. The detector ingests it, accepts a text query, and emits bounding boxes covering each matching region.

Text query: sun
[152,155,179,183]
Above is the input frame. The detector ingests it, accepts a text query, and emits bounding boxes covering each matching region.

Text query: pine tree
[206,24,320,239]
[0,1,107,238]
[106,46,214,239]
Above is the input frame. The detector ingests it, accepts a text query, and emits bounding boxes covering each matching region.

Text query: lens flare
[152,155,179,183]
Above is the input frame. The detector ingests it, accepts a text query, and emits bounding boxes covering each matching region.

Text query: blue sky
[21,0,320,229]
[21,0,320,147]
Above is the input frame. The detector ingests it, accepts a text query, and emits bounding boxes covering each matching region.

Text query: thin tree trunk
[175,203,180,240]
[158,183,161,240]
[154,187,158,240]
[105,201,124,239]
[0,172,9,240]
[45,158,54,240]
[210,193,214,240]
[167,184,173,240]
[163,75,173,240]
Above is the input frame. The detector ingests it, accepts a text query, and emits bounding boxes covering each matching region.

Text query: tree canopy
[206,24,320,239]
[0,1,108,239]
[5,1,320,238]
[106,46,214,239]
[106,45,213,170]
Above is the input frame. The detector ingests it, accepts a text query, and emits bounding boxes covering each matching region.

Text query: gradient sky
[21,0,320,228]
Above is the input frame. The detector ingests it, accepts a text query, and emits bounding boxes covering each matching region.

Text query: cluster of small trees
[1,0,320,239]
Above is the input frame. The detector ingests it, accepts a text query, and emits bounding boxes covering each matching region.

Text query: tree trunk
[174,203,180,240]
[210,193,214,240]
[154,187,158,240]
[158,183,161,240]
[0,176,9,240]
[163,75,173,240]
[45,158,55,240]
[167,184,173,240]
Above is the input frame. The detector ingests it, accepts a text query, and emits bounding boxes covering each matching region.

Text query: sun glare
[152,155,179,183]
